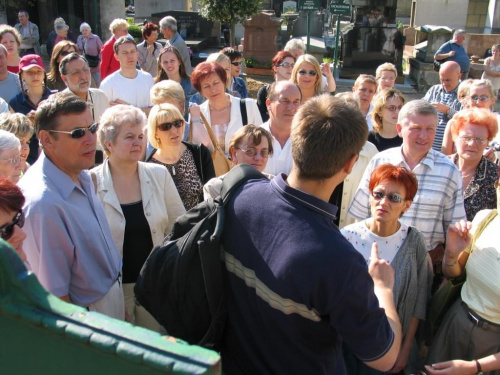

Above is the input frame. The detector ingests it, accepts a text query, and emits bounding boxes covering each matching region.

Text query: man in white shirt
[100,36,153,114]
[260,81,301,176]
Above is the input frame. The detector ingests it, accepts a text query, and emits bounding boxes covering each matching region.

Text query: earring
[156,138,161,146]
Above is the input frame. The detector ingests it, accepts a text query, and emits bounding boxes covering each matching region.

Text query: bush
[128,24,142,38]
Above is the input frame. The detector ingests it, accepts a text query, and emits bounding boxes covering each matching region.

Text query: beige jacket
[93,160,186,255]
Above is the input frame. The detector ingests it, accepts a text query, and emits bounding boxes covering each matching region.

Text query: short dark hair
[59,52,88,75]
[291,94,368,180]
[18,10,29,17]
[34,92,89,135]
[221,47,242,62]
[113,35,137,54]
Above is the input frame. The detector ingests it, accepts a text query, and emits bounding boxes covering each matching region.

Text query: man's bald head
[439,61,461,91]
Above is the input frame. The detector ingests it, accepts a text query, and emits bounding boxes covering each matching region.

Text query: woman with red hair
[0,178,27,263]
[341,164,431,374]
[448,107,498,220]
[137,22,162,78]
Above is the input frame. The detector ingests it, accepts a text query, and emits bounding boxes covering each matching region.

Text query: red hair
[142,22,159,39]
[449,107,498,141]
[190,62,227,93]
[271,50,295,67]
[0,178,24,213]
[369,164,418,201]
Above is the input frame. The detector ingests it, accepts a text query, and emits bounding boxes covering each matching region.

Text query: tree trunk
[230,23,236,47]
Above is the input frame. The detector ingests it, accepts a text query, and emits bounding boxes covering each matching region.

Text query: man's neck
[72,89,88,102]
[269,121,291,148]
[119,67,138,79]
[401,147,427,171]
[287,168,342,202]
[0,70,8,81]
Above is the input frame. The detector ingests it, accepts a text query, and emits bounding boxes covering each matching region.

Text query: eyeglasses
[0,155,21,165]
[385,105,403,112]
[470,95,491,103]
[371,190,405,203]
[231,61,244,67]
[157,119,184,131]
[236,147,270,158]
[298,70,317,76]
[67,67,91,77]
[458,135,488,145]
[48,123,99,139]
[278,62,294,68]
[0,210,24,241]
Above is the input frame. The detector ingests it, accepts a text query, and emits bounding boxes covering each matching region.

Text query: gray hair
[55,24,69,32]
[160,16,177,32]
[453,29,466,38]
[80,22,91,32]
[0,113,34,139]
[398,99,438,124]
[284,39,306,53]
[98,105,146,156]
[54,17,66,27]
[0,129,21,152]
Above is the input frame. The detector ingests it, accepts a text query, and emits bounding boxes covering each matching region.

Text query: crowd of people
[0,10,499,374]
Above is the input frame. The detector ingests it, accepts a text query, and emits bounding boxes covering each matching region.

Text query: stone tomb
[243,11,282,66]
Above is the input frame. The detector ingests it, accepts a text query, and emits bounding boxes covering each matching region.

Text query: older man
[423,61,462,151]
[348,100,466,273]
[14,10,40,56]
[435,29,470,80]
[261,80,301,176]
[222,94,402,373]
[19,92,124,318]
[0,45,21,104]
[159,16,192,75]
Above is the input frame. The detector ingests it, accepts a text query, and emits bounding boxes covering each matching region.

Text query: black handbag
[83,43,100,68]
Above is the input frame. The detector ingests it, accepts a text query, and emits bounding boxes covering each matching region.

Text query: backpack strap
[239,98,248,126]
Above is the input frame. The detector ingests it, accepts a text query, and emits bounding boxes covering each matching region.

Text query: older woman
[257,50,296,122]
[369,88,406,151]
[426,191,500,375]
[375,62,398,92]
[137,22,161,78]
[93,104,185,330]
[0,130,22,183]
[146,103,215,210]
[341,164,431,374]
[0,25,21,73]
[189,62,262,154]
[0,113,33,173]
[291,54,324,103]
[77,22,103,86]
[448,108,498,221]
[100,19,128,80]
[47,40,79,91]
[0,178,27,263]
[203,125,273,200]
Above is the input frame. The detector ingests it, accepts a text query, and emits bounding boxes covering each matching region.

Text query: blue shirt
[221,174,394,374]
[19,153,122,307]
[231,76,248,99]
[435,40,471,73]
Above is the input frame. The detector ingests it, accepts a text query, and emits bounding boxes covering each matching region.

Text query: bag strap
[239,98,248,125]
[199,112,224,154]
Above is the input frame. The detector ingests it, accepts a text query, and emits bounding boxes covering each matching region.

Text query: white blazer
[93,160,186,255]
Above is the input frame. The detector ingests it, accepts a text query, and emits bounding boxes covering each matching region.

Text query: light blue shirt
[19,153,121,307]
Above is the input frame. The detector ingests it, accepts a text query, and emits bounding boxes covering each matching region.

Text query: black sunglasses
[0,210,24,241]
[371,191,405,203]
[48,123,99,139]
[231,61,244,67]
[157,119,184,131]
[298,70,317,76]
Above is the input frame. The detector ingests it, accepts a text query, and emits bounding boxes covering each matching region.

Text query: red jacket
[100,36,120,80]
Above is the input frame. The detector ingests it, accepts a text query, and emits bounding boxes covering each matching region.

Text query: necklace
[209,100,231,113]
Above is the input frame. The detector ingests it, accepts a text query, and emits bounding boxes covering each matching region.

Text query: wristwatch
[475,359,484,375]
[192,118,203,124]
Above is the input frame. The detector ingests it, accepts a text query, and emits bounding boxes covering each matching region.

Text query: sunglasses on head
[371,190,405,203]
[0,210,24,241]
[231,61,244,67]
[48,123,99,139]
[157,119,184,131]
[298,70,317,76]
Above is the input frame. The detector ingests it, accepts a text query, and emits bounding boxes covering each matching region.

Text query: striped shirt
[348,146,467,250]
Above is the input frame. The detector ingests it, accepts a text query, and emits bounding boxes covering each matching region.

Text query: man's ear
[343,153,359,175]
[396,123,403,137]
[61,74,68,86]
[38,130,54,151]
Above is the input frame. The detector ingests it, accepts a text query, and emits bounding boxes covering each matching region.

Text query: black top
[368,131,403,152]
[256,84,270,122]
[121,201,153,284]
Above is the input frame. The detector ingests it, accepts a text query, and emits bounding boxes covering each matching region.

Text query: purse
[83,43,100,68]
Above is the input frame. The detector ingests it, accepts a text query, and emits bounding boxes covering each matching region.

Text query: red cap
[19,54,45,71]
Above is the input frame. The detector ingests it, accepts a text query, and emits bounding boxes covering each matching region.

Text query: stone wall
[466,33,500,57]
[466,0,489,29]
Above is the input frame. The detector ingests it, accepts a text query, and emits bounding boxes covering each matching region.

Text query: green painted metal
[0,240,221,374]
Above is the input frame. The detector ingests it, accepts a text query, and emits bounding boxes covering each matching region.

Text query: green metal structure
[0,240,221,374]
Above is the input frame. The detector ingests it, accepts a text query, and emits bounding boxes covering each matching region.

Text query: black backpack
[134,164,266,349]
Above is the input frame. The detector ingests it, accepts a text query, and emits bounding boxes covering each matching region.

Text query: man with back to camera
[435,29,470,80]
[221,94,402,374]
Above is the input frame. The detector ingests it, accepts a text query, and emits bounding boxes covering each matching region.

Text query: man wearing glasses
[349,100,466,286]
[19,92,124,320]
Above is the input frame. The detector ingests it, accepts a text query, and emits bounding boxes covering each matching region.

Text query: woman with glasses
[257,51,296,122]
[0,25,22,73]
[93,105,185,330]
[47,40,81,91]
[0,178,27,263]
[291,54,325,103]
[375,62,398,92]
[0,130,22,183]
[203,125,273,199]
[369,89,406,151]
[447,107,498,221]
[146,103,215,210]
[222,47,248,99]
[341,164,431,374]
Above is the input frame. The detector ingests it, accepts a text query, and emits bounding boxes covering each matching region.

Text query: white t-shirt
[100,69,153,109]
[260,120,293,176]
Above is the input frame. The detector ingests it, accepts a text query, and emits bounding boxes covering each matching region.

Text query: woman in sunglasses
[203,125,273,200]
[341,164,431,374]
[146,103,215,210]
[257,50,296,122]
[291,54,324,103]
[93,105,185,330]
[369,88,406,151]
[447,108,498,221]
[47,41,80,91]
[222,47,248,99]
[0,178,27,263]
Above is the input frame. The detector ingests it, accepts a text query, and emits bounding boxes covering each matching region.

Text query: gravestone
[292,11,324,38]
[414,25,453,63]
[243,11,282,66]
